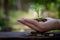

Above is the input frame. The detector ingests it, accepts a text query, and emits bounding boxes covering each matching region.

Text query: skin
[18,18,60,32]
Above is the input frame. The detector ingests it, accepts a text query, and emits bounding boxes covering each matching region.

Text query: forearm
[55,19,60,30]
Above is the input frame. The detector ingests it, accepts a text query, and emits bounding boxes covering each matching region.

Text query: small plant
[30,4,40,18]
[30,4,47,22]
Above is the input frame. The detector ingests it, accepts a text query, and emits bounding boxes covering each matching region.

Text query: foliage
[9,0,16,6]
[33,0,60,18]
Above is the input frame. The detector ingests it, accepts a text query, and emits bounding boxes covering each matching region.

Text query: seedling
[32,4,47,22]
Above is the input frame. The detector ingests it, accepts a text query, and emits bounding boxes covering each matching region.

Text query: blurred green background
[0,0,60,32]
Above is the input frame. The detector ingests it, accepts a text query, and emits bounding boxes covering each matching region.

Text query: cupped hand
[18,18,58,32]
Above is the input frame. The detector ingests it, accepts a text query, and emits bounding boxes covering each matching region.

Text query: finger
[18,19,41,32]
[23,18,44,29]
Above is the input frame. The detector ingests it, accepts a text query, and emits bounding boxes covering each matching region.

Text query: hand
[18,18,58,32]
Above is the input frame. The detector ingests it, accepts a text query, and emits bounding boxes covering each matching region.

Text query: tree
[0,0,12,32]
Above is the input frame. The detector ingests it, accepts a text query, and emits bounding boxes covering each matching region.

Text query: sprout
[29,4,45,18]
